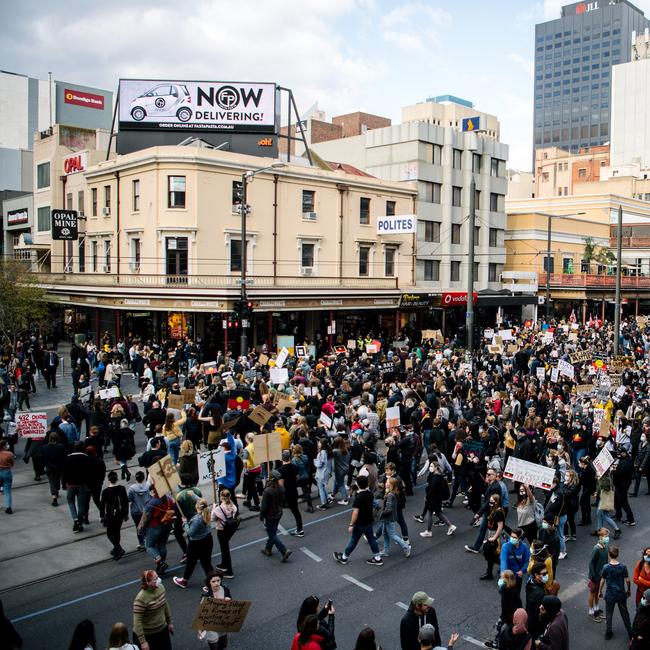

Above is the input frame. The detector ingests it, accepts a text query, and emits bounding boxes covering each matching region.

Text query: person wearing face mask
[525,563,549,639]
[630,588,650,650]
[613,448,635,526]
[132,570,174,650]
[633,548,650,607]
[484,570,522,649]
[535,595,569,649]
[516,484,538,544]
[538,516,560,577]
[577,456,597,526]
[528,542,556,594]
[480,494,506,580]
[630,430,650,496]
[587,527,610,622]
[500,529,531,593]
[596,468,621,540]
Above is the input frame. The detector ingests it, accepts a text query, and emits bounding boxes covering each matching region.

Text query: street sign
[51,209,78,241]
[462,116,481,132]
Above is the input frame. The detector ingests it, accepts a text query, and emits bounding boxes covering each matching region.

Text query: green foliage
[583,237,615,270]
[0,259,49,345]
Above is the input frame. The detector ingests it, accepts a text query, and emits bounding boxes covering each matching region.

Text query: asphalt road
[4,483,649,650]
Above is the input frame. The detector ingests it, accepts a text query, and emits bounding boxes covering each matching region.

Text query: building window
[78,239,85,273]
[91,241,98,272]
[543,256,555,273]
[78,191,85,215]
[424,221,441,243]
[474,262,480,281]
[359,197,371,225]
[474,226,480,246]
[104,240,111,272]
[302,190,315,214]
[385,247,396,276]
[133,180,140,212]
[451,223,461,245]
[168,176,186,208]
[37,206,50,231]
[475,189,481,210]
[452,149,462,169]
[165,237,188,281]
[490,158,501,177]
[104,185,111,211]
[450,261,461,282]
[37,162,50,189]
[542,172,550,182]
[301,242,315,268]
[578,168,586,178]
[490,192,501,212]
[232,180,243,212]
[91,188,98,216]
[424,259,440,281]
[424,182,441,204]
[230,239,243,273]
[385,200,396,216]
[432,144,442,165]
[452,186,462,207]
[563,257,574,273]
[472,153,481,173]
[488,263,503,282]
[359,245,370,276]
[66,193,73,210]
[489,227,499,247]
[581,258,589,273]
[131,238,141,272]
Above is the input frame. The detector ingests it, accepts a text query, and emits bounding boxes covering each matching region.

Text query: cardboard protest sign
[600,417,611,437]
[192,598,252,633]
[254,431,284,464]
[167,394,183,410]
[182,388,196,405]
[550,367,559,383]
[421,329,436,340]
[609,374,622,389]
[536,367,546,381]
[507,344,519,354]
[79,386,92,403]
[557,359,575,379]
[198,448,227,486]
[275,347,289,368]
[405,359,413,370]
[504,457,555,490]
[247,405,272,428]
[386,405,401,429]
[366,344,378,354]
[593,446,615,478]
[347,339,357,350]
[570,350,592,365]
[149,455,181,496]
[568,332,578,341]
[258,354,269,366]
[488,345,502,354]
[319,412,332,429]
[15,412,47,439]
[498,329,514,341]
[269,367,289,384]
[494,336,503,346]
[99,386,120,400]
[576,384,595,395]
[216,416,240,435]
[276,398,296,414]
[295,345,307,358]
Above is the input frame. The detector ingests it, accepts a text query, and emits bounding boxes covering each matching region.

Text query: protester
[197,571,231,649]
[0,439,15,514]
[172,498,214,588]
[132,570,174,650]
[107,622,138,650]
[399,591,441,650]
[259,470,292,562]
[536,595,569,649]
[100,470,129,560]
[128,471,150,551]
[630,588,650,650]
[211,488,238,578]
[138,485,175,575]
[599,544,633,640]
[296,595,336,650]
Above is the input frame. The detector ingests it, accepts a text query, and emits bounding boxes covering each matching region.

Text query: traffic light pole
[466,178,476,355]
[240,172,249,359]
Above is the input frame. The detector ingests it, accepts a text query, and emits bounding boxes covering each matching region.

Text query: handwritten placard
[504,457,555,490]
[15,412,47,439]
[192,598,252,633]
[182,388,196,405]
[570,350,592,365]
[167,394,183,410]
[149,455,181,496]
[254,431,284,464]
[248,405,273,427]
[593,446,615,478]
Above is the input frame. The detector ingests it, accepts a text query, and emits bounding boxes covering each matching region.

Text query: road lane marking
[278,524,289,536]
[395,601,409,610]
[463,636,485,647]
[300,547,322,562]
[342,574,374,592]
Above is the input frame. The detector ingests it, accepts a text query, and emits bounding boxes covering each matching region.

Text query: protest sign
[79,385,92,403]
[614,385,627,401]
[15,412,47,439]
[275,347,289,368]
[488,345,502,355]
[568,332,578,341]
[276,398,296,414]
[366,344,378,354]
[507,344,519,354]
[167,394,183,410]
[216,416,240,436]
[258,354,269,366]
[192,598,252,633]
[319,412,332,429]
[198,448,227,496]
[269,367,289,384]
[570,350,592,365]
[248,405,273,428]
[149,455,181,496]
[405,359,413,370]
[295,345,306,358]
[576,384,595,395]
[609,374,622,389]
[182,388,196,405]
[498,329,514,341]
[254,431,284,465]
[593,446,615,478]
[536,367,546,381]
[494,336,503,346]
[421,329,436,340]
[503,457,555,490]
[386,406,401,429]
[557,359,575,379]
[347,339,357,350]
[483,328,495,340]
[380,362,395,373]
[99,386,120,400]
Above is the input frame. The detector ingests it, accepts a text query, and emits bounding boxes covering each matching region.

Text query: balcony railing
[539,272,650,289]
[33,272,400,290]
[609,236,650,248]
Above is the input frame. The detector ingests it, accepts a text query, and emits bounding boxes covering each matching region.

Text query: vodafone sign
[441,291,477,308]
[63,152,87,175]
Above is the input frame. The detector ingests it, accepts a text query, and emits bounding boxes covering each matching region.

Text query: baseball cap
[412,591,434,607]
[269,470,282,481]
[418,624,436,644]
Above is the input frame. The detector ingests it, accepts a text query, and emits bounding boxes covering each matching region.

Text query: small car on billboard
[129,83,192,122]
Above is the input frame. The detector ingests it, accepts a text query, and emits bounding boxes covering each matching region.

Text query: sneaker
[290,530,305,537]
[420,530,433,538]
[137,544,146,551]
[625,521,636,526]
[558,551,568,560]
[590,613,603,622]
[281,550,292,563]
[260,548,272,556]
[479,573,494,580]
[379,551,390,557]
[413,515,425,523]
[484,642,498,648]
[222,572,234,579]
[5,508,13,515]
[366,557,384,566]
[434,521,446,527]
[158,561,169,574]
[465,545,479,554]
[249,505,260,512]
[613,528,621,539]
[337,499,349,505]
[403,545,412,558]
[180,554,187,564]
[447,525,457,536]
[333,552,349,565]
[51,499,58,507]
[316,504,329,510]
[114,549,125,560]
[173,577,188,589]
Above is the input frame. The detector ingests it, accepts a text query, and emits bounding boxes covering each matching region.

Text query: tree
[583,237,616,273]
[0,259,49,345]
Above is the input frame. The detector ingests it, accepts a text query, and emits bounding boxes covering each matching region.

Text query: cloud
[379,2,452,52]
[509,53,534,76]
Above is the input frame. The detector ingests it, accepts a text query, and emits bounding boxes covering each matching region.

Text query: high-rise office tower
[533,1,648,160]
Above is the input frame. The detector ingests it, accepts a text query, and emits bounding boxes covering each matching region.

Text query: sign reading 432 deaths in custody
[118,80,277,133]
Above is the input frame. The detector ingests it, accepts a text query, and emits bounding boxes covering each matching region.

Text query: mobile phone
[326,599,332,610]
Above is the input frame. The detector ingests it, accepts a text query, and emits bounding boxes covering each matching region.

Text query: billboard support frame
[107,84,120,161]
[277,86,312,166]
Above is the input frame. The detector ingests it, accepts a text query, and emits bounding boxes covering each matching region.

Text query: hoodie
[127,481,150,515]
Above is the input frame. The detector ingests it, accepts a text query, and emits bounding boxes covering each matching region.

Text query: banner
[386,406,401,429]
[570,350,592,365]
[557,359,575,379]
[192,598,252,633]
[15,412,47,439]
[593,446,615,478]
[503,456,555,490]
[275,347,289,368]
[198,448,226,486]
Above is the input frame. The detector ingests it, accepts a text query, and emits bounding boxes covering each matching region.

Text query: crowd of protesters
[3,314,650,648]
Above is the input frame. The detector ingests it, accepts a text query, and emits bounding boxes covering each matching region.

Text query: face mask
[645,555,650,563]
[498,578,506,588]
[510,536,519,545]
[642,598,648,607]
[155,577,162,588]
[600,536,610,546]
[642,435,647,443]
[596,440,603,447]
[542,575,549,584]
[557,445,564,451]
[519,491,526,497]
[542,521,550,530]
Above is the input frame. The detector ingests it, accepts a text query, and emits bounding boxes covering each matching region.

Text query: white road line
[395,601,409,610]
[342,574,374,592]
[300,547,322,563]
[463,636,485,647]
[278,524,289,536]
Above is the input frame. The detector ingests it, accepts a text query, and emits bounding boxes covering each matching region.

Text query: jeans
[166,438,181,465]
[381,520,409,554]
[632,469,650,495]
[66,485,88,522]
[449,471,468,506]
[614,486,634,523]
[471,514,488,550]
[183,534,214,581]
[46,469,62,497]
[316,477,330,505]
[344,523,379,557]
[333,471,348,500]
[558,514,567,553]
[597,509,618,531]
[145,524,171,561]
[217,525,236,573]
[0,469,12,509]
[605,599,632,636]
[573,447,588,469]
[264,517,286,554]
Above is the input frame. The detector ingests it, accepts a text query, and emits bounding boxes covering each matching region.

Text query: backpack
[533,500,545,527]
[219,504,241,534]
[107,491,124,520]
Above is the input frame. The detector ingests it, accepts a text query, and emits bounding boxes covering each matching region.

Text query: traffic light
[241,300,253,320]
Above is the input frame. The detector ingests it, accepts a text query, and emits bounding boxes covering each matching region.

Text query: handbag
[599,489,614,512]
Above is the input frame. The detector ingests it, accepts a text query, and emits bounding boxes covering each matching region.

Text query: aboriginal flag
[228,389,251,410]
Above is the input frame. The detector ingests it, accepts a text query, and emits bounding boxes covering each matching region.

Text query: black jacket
[42,442,67,472]
[100,484,129,521]
[400,604,440,650]
[62,452,92,488]
[525,579,546,639]
[260,484,285,520]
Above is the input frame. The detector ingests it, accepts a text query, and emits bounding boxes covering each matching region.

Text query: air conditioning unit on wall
[300,267,313,276]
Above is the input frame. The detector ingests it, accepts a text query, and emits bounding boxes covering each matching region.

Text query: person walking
[172,499,214,588]
[496,608,532,650]
[333,474,383,567]
[100,470,129,560]
[481,494,506,580]
[132,570,174,650]
[525,562,549,639]
[163,410,186,466]
[331,436,350,505]
[86,446,106,523]
[578,455,597,526]
[128,471,150,551]
[176,440,198,488]
[630,588,650,650]
[314,438,333,510]
[379,476,412,558]
[633,547,650,607]
[291,444,313,513]
[277,449,304,537]
[0,439,15,514]
[43,432,66,507]
[114,419,136,482]
[500,528,531,593]
[107,622,138,650]
[630,432,650,497]
[211,489,238,578]
[415,460,455,538]
[399,591,441,650]
[599,544,633,640]
[295,595,336,650]
[515,484,538,544]
[613,448,635,526]
[138,485,175,575]
[596,469,621,540]
[484,570,523,648]
[587,527,610,622]
[241,433,262,511]
[259,471,292,562]
[465,468,501,554]
[197,571,232,649]
[62,441,92,532]
[536,595,569,649]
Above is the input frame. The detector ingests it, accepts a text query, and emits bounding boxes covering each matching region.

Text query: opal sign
[377,215,416,235]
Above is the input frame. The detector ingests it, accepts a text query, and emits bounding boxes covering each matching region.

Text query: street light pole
[614,204,623,354]
[546,214,552,321]
[466,177,476,354]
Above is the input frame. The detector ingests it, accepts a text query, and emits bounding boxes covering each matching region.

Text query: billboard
[377,215,416,234]
[118,79,277,133]
[51,209,78,241]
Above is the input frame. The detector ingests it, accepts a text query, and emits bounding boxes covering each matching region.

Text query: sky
[3,0,650,171]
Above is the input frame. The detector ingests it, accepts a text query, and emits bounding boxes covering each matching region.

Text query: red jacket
[290,632,324,650]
